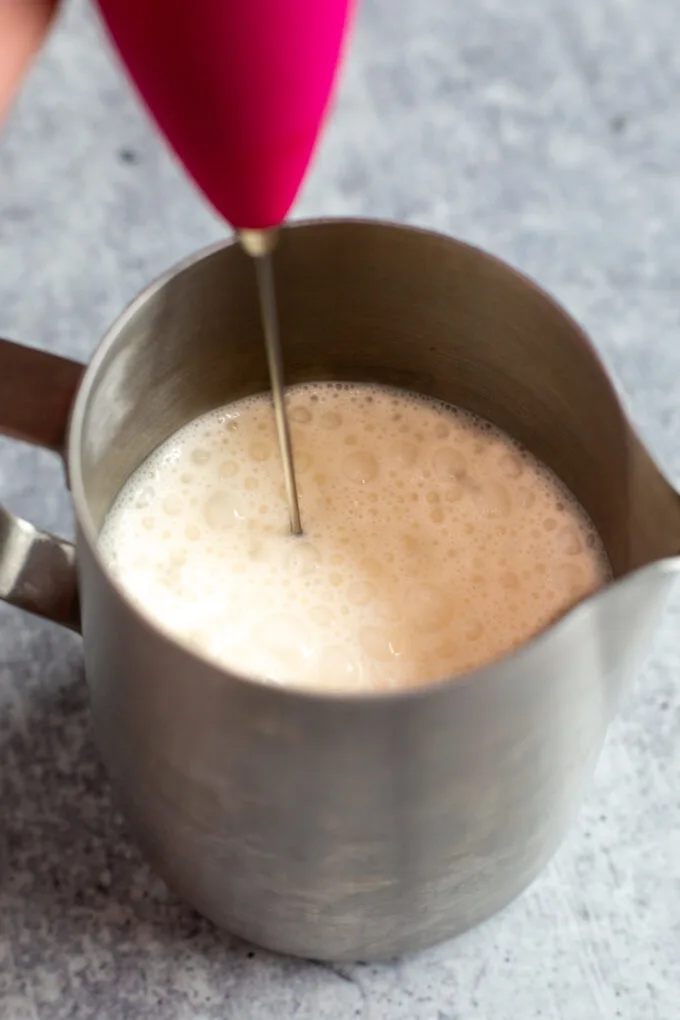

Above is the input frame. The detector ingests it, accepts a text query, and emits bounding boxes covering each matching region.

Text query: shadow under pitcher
[1,220,679,961]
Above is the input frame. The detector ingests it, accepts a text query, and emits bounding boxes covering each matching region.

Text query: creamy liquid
[99,383,609,691]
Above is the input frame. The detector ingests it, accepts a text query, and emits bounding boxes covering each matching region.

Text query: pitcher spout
[579,426,680,712]
[558,554,680,725]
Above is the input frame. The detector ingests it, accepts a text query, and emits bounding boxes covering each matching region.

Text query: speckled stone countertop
[1,1,679,1017]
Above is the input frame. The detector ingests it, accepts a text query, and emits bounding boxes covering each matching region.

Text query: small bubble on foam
[499,452,524,479]
[443,483,464,503]
[135,486,154,509]
[465,621,485,642]
[289,405,311,424]
[557,526,582,555]
[518,487,536,510]
[219,460,238,478]
[249,441,271,462]
[501,571,520,589]
[191,448,210,465]
[432,447,467,481]
[400,533,422,557]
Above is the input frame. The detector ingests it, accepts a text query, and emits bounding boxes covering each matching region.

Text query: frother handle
[0,337,83,630]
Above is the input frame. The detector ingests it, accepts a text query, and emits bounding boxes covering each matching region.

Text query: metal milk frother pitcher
[1,221,679,961]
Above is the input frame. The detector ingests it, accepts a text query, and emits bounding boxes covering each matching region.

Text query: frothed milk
[99,384,609,690]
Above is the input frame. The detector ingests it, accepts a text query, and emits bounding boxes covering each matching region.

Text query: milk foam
[98,383,610,691]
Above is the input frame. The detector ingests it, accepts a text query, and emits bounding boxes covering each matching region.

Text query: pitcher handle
[0,338,84,631]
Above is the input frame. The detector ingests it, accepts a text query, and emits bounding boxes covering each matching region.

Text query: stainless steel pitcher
[1,220,679,961]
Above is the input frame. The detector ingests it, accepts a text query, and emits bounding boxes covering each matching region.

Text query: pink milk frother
[95,0,357,533]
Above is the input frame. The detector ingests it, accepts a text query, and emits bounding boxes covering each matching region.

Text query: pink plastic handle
[96,0,356,229]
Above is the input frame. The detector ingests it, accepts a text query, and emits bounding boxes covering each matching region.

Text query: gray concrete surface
[1,0,679,1017]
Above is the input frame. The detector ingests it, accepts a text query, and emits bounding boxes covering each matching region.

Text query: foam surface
[99,383,610,690]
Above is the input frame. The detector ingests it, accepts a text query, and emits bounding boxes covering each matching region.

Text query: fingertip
[0,0,62,122]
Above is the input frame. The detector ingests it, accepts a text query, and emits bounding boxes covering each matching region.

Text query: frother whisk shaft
[240,229,303,536]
